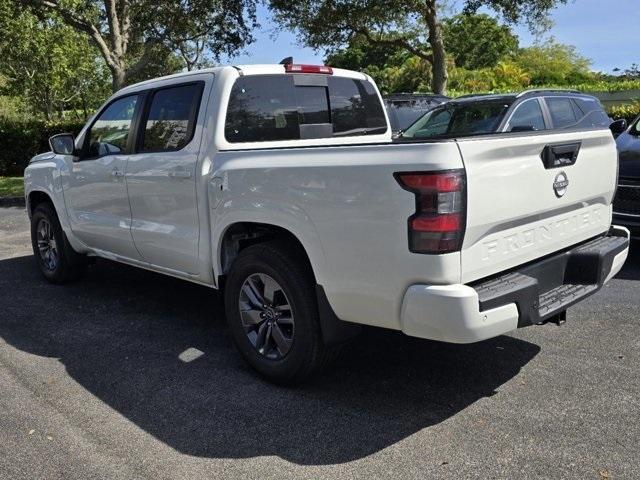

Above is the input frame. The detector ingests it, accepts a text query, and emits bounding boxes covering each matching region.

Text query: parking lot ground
[1,205,639,479]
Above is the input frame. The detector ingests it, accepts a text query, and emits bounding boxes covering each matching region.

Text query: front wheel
[224,241,336,383]
[30,203,86,284]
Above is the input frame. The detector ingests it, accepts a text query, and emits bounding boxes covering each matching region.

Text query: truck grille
[613,177,640,215]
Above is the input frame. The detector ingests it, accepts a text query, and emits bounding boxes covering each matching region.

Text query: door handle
[111,168,123,177]
[168,169,192,179]
[540,142,581,169]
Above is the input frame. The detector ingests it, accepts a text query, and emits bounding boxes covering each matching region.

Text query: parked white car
[24,63,630,382]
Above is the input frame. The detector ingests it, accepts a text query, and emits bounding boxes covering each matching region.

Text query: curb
[0,197,26,208]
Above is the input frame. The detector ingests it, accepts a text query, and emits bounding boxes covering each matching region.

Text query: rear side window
[141,83,203,152]
[573,98,610,128]
[546,97,579,128]
[224,75,387,143]
[506,99,546,131]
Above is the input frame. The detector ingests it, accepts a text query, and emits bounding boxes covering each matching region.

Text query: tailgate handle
[541,142,581,169]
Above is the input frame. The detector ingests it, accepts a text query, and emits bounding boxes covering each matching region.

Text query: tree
[326,37,433,93]
[512,39,592,85]
[15,0,258,91]
[0,1,110,120]
[443,13,518,70]
[270,0,568,94]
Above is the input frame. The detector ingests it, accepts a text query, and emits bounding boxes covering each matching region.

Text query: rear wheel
[224,240,336,383]
[30,203,86,283]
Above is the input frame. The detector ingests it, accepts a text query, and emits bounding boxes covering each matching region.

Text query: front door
[126,82,205,274]
[64,94,142,260]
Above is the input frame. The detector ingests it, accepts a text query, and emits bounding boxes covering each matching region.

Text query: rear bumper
[400,226,630,343]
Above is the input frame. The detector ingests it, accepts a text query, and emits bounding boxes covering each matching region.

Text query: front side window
[506,99,546,131]
[402,99,512,139]
[224,74,386,143]
[86,95,139,158]
[546,97,579,128]
[141,84,203,152]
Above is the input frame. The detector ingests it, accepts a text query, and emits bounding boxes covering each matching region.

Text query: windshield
[401,99,513,139]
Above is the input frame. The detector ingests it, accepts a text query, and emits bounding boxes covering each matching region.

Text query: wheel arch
[27,190,55,217]
[215,220,361,345]
[216,221,317,284]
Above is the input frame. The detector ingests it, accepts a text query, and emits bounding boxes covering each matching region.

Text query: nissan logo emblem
[553,171,569,198]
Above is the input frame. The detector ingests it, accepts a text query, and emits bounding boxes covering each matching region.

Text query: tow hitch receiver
[541,311,566,326]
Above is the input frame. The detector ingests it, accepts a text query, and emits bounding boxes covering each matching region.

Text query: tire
[224,240,337,383]
[30,202,86,284]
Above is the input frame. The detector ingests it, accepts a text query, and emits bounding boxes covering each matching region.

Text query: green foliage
[448,60,531,93]
[443,14,519,69]
[271,0,568,93]
[326,38,433,93]
[0,119,85,176]
[15,0,258,91]
[0,177,24,198]
[510,39,593,85]
[0,1,110,120]
[607,102,640,123]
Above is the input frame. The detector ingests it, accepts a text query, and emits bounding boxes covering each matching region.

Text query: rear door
[458,128,617,283]
[125,80,207,274]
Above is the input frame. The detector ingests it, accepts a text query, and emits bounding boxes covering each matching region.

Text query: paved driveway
[1,206,638,479]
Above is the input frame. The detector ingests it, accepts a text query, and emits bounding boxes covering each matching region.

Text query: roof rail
[516,88,582,97]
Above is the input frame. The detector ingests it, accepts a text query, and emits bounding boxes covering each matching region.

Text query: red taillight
[284,64,333,74]
[395,170,466,254]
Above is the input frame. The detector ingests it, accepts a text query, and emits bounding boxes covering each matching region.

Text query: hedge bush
[0,119,85,176]
[607,102,640,124]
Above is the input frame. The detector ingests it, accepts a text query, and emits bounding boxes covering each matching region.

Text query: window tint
[141,84,202,152]
[546,97,578,128]
[328,77,386,135]
[402,99,511,139]
[225,76,300,142]
[297,86,330,124]
[87,95,138,158]
[385,101,441,131]
[404,108,452,137]
[507,99,546,131]
[224,74,386,143]
[574,98,610,128]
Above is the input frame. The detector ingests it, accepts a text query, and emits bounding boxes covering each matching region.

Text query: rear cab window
[224,74,387,143]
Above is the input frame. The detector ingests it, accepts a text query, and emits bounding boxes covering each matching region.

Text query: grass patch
[0,177,24,198]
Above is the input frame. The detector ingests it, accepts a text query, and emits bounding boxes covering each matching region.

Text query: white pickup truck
[24,63,630,382]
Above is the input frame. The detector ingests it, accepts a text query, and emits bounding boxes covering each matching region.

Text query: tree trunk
[111,65,126,92]
[424,2,448,95]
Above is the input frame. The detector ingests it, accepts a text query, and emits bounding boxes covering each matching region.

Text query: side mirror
[49,133,76,155]
[609,119,628,136]
[509,125,536,132]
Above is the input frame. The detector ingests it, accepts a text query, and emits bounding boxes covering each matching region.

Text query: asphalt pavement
[0,205,639,479]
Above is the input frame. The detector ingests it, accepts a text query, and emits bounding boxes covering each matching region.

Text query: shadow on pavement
[0,255,539,465]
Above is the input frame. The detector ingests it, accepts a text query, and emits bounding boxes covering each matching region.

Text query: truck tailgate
[458,129,617,283]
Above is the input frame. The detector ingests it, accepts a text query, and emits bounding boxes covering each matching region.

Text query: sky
[226,0,639,74]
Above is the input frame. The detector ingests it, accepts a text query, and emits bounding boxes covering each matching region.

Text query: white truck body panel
[458,129,617,282]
